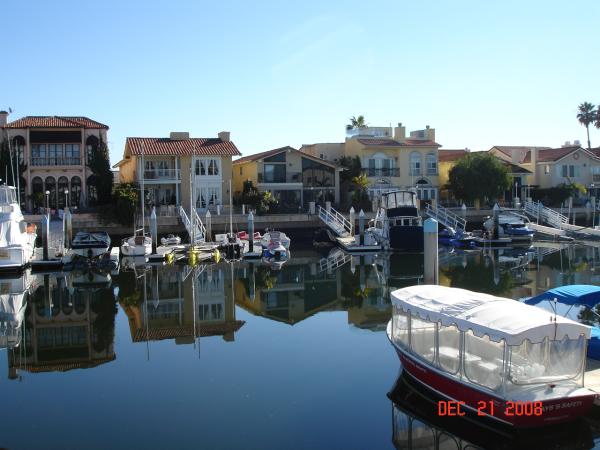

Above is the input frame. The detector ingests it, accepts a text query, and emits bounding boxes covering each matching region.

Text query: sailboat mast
[229,178,233,236]
[141,142,145,233]
[190,140,196,246]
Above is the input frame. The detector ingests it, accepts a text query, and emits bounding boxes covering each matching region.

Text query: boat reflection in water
[119,263,244,347]
[6,270,117,380]
[0,271,34,351]
[389,372,595,450]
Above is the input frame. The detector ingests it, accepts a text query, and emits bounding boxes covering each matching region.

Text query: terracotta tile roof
[499,160,532,174]
[131,321,245,342]
[491,146,551,158]
[19,356,116,373]
[233,146,296,164]
[357,138,440,147]
[535,146,588,162]
[438,149,468,162]
[3,115,108,129]
[127,137,241,156]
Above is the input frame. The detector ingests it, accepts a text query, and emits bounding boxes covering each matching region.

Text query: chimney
[218,131,230,142]
[0,110,8,127]
[393,123,406,141]
[574,139,581,146]
[169,132,189,140]
[563,141,571,147]
[424,126,435,142]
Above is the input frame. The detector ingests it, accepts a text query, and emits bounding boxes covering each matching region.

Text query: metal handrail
[424,204,466,231]
[524,200,568,228]
[317,205,351,236]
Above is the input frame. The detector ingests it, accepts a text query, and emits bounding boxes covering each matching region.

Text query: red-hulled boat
[387,285,597,428]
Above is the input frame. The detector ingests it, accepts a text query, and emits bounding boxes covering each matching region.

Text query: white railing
[424,204,466,232]
[317,205,351,237]
[319,249,352,273]
[143,169,180,180]
[179,206,205,244]
[523,200,568,229]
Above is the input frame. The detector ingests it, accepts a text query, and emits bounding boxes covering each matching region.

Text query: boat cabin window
[383,191,416,209]
[463,331,505,391]
[392,306,410,348]
[0,188,16,205]
[410,314,435,363]
[437,324,460,374]
[508,336,585,385]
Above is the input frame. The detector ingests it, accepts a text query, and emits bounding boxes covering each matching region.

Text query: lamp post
[592,183,596,228]
[45,190,50,216]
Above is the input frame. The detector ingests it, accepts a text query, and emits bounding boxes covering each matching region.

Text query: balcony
[409,169,422,176]
[362,168,400,177]
[143,169,181,182]
[258,172,302,183]
[594,174,600,182]
[31,157,81,166]
[426,168,438,176]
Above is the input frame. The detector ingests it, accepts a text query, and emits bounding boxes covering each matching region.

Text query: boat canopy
[382,190,417,209]
[391,285,591,345]
[525,285,600,308]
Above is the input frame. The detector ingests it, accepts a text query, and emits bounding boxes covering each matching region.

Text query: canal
[2,243,600,449]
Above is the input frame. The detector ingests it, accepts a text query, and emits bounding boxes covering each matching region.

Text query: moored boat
[484,213,534,245]
[72,231,111,259]
[387,284,596,428]
[121,235,152,256]
[160,234,181,246]
[0,185,36,271]
[260,230,290,250]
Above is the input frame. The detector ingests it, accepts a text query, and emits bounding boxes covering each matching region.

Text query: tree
[346,115,367,131]
[448,153,511,204]
[595,108,600,133]
[577,102,596,150]
[351,173,371,210]
[234,180,278,213]
[88,137,114,205]
[0,138,26,193]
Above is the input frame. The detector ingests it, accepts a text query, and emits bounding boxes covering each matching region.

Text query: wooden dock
[335,236,381,253]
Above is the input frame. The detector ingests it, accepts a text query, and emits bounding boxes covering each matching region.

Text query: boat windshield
[0,187,16,205]
[383,191,416,209]
[508,337,585,384]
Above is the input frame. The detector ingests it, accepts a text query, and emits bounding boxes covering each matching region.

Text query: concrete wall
[299,143,345,163]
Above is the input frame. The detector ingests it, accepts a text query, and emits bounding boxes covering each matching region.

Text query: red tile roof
[492,146,550,158]
[438,149,468,162]
[3,115,108,129]
[534,146,588,162]
[127,137,241,156]
[357,138,440,147]
[234,146,296,164]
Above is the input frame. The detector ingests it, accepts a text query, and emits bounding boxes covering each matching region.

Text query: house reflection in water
[8,271,117,380]
[120,264,244,344]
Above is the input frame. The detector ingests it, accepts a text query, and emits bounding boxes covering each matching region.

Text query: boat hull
[0,246,33,271]
[391,343,595,428]
[389,226,424,251]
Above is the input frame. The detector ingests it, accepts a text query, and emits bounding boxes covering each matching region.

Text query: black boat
[370,190,423,251]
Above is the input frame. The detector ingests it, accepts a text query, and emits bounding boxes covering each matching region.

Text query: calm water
[2,244,600,450]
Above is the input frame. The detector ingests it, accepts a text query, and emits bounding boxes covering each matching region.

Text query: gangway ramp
[317,205,352,238]
[424,204,466,233]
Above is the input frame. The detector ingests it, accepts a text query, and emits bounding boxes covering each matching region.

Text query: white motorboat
[121,235,152,256]
[262,243,290,270]
[0,186,36,271]
[71,231,111,259]
[388,284,596,428]
[483,213,534,244]
[261,230,291,250]
[160,234,181,246]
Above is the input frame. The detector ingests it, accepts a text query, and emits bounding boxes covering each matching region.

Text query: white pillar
[424,218,438,285]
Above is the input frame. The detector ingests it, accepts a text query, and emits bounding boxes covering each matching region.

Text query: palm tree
[595,108,600,136]
[346,115,367,131]
[577,102,596,150]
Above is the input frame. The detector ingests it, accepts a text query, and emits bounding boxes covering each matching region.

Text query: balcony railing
[594,174,600,182]
[362,168,400,177]
[143,169,181,180]
[409,169,422,176]
[31,157,81,166]
[258,172,302,183]
[426,168,438,176]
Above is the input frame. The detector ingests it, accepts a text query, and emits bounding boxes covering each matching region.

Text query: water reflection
[389,372,595,450]
[7,270,117,380]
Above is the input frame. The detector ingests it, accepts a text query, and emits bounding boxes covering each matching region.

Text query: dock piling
[248,211,254,253]
[150,207,157,254]
[41,215,49,261]
[205,210,212,241]
[492,203,500,240]
[349,207,355,237]
[359,209,365,246]
[424,218,439,285]
[64,208,72,251]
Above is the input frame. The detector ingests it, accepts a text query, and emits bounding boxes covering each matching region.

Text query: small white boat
[261,230,290,250]
[121,235,152,256]
[0,186,36,270]
[388,284,596,428]
[71,231,111,259]
[484,213,534,244]
[160,234,181,246]
[262,247,291,270]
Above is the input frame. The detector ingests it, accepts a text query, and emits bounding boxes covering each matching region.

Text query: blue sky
[2,0,599,165]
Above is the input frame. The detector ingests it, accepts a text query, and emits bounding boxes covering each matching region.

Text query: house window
[264,163,286,183]
[426,153,437,175]
[195,158,220,176]
[86,136,99,165]
[239,166,243,176]
[561,165,577,178]
[410,152,422,176]
[545,165,550,174]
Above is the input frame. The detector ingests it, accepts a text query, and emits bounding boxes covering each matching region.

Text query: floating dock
[335,236,381,253]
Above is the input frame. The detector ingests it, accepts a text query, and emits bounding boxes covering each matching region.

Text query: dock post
[461,203,466,220]
[217,204,221,216]
[242,204,246,215]
[492,203,500,240]
[326,201,332,212]
[64,208,72,251]
[41,215,49,261]
[205,210,212,242]
[359,209,365,246]
[424,218,439,285]
[150,207,157,254]
[586,202,592,226]
[349,207,355,237]
[248,211,254,253]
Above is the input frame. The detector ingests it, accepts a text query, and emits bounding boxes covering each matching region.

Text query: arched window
[71,176,81,207]
[12,136,25,165]
[410,152,422,176]
[426,153,437,175]
[86,135,99,166]
[87,175,98,206]
[44,176,56,209]
[32,177,43,209]
[58,176,69,208]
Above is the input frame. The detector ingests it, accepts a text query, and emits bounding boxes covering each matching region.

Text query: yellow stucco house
[115,131,240,212]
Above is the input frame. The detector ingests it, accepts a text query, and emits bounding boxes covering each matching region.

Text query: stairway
[523,200,568,229]
[317,205,352,237]
[424,204,467,233]
[319,248,352,273]
[179,206,206,244]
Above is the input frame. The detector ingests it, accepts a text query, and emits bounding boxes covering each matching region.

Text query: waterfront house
[343,123,440,203]
[115,131,240,212]
[0,111,109,211]
[232,146,341,212]
[437,149,469,204]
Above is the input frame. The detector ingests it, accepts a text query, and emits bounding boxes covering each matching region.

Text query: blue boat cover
[525,285,600,307]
